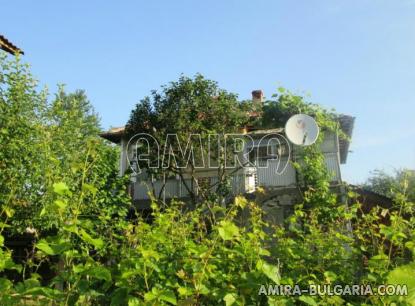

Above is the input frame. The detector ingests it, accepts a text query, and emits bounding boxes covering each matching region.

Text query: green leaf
[145,288,177,305]
[218,220,240,241]
[36,238,71,255]
[24,287,63,299]
[324,271,337,283]
[387,262,415,304]
[35,239,58,255]
[177,286,192,297]
[128,296,141,306]
[0,278,12,291]
[73,264,86,274]
[405,241,415,255]
[298,296,318,306]
[0,250,22,273]
[111,288,128,306]
[223,293,237,306]
[82,183,98,196]
[144,291,156,302]
[63,224,78,234]
[141,249,161,260]
[0,222,10,229]
[87,266,112,282]
[159,290,177,305]
[259,261,280,284]
[54,199,67,210]
[258,248,270,256]
[79,229,104,250]
[4,207,14,218]
[53,182,71,196]
[234,196,247,208]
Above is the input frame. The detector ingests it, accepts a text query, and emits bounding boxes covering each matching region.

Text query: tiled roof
[0,34,24,55]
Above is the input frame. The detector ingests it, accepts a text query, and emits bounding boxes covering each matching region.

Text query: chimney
[251,90,263,104]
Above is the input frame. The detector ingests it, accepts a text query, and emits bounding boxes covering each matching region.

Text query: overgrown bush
[0,53,414,305]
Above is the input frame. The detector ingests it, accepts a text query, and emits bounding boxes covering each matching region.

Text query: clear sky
[2,0,415,183]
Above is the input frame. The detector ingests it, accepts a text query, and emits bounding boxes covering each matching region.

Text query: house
[0,34,24,55]
[101,90,355,223]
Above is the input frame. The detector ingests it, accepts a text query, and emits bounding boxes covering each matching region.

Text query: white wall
[125,131,342,200]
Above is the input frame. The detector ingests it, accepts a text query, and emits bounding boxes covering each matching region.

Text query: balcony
[130,166,257,201]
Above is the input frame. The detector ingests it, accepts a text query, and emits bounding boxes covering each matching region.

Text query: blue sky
[2,0,415,183]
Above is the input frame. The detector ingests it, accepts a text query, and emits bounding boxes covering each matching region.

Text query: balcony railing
[129,152,340,201]
[131,167,257,201]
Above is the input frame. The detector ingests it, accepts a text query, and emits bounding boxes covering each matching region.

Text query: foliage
[125,74,252,204]
[0,53,128,236]
[364,168,415,202]
[0,53,414,305]
[256,87,342,134]
[266,92,414,305]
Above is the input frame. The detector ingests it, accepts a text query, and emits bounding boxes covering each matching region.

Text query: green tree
[256,88,339,131]
[0,53,130,236]
[126,74,251,205]
[364,169,415,202]
[1,53,414,305]
[0,53,49,234]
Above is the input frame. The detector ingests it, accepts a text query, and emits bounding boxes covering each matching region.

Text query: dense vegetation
[125,74,252,205]
[0,53,414,305]
[364,169,415,202]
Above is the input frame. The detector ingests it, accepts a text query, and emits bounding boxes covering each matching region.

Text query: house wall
[121,131,342,201]
[131,169,254,201]
[251,131,341,187]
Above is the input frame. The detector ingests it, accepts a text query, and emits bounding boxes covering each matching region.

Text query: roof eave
[0,35,24,55]
[338,115,355,164]
[99,127,125,144]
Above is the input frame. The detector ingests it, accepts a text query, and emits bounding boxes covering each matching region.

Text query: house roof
[100,126,125,143]
[337,114,355,164]
[246,128,284,135]
[349,185,393,210]
[0,35,24,55]
[100,114,354,163]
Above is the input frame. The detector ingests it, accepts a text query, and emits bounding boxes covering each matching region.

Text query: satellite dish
[285,114,319,146]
